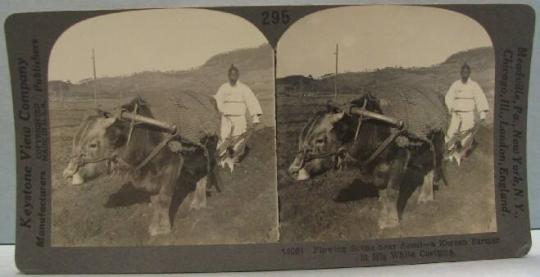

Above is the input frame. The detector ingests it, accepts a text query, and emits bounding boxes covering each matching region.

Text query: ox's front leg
[149,157,183,236]
[377,152,408,229]
[190,176,207,210]
[417,169,434,204]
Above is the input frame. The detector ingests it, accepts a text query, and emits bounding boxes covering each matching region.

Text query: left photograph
[48,8,278,246]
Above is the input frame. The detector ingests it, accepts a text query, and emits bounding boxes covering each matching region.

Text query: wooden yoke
[119,110,178,134]
[348,106,404,129]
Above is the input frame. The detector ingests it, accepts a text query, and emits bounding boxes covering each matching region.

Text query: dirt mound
[143,91,221,143]
[368,84,448,140]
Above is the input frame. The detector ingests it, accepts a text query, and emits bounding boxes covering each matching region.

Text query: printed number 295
[262,10,290,25]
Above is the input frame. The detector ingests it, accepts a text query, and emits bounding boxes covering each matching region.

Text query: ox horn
[326,100,341,113]
[100,117,117,128]
[329,111,345,123]
[96,108,113,118]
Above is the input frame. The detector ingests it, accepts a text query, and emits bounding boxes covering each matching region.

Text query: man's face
[461,66,471,82]
[228,70,239,85]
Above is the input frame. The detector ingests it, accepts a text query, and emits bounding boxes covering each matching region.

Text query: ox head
[288,94,383,181]
[62,110,127,185]
[288,102,351,181]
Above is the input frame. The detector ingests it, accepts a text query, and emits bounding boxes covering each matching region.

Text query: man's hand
[479,111,487,121]
[252,114,261,124]
[168,141,183,153]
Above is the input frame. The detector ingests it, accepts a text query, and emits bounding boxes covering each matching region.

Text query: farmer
[444,63,489,162]
[214,64,263,171]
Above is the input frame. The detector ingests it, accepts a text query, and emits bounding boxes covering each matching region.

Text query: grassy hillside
[277,46,494,100]
[50,44,273,100]
[49,44,275,126]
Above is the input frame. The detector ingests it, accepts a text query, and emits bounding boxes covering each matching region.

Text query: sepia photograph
[4,2,538,274]
[276,5,497,242]
[48,8,278,246]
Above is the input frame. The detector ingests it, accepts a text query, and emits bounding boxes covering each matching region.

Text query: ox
[62,97,218,236]
[288,94,445,229]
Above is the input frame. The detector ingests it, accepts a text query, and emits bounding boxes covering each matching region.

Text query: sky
[277,6,493,78]
[48,9,268,83]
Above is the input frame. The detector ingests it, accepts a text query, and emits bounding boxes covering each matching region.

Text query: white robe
[444,78,489,149]
[445,79,489,113]
[214,81,263,168]
[215,81,262,116]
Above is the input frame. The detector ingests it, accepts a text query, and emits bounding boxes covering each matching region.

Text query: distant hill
[49,44,275,126]
[49,44,274,102]
[276,47,495,100]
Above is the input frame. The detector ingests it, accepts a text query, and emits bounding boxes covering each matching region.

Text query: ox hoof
[190,200,207,210]
[70,173,84,186]
[290,168,310,181]
[378,215,399,229]
[378,208,399,229]
[417,194,434,204]
[149,220,171,236]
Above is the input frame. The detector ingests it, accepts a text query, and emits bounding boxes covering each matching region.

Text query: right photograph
[277,5,496,242]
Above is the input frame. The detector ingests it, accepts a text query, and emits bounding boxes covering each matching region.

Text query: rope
[134,133,177,172]
[361,130,404,166]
